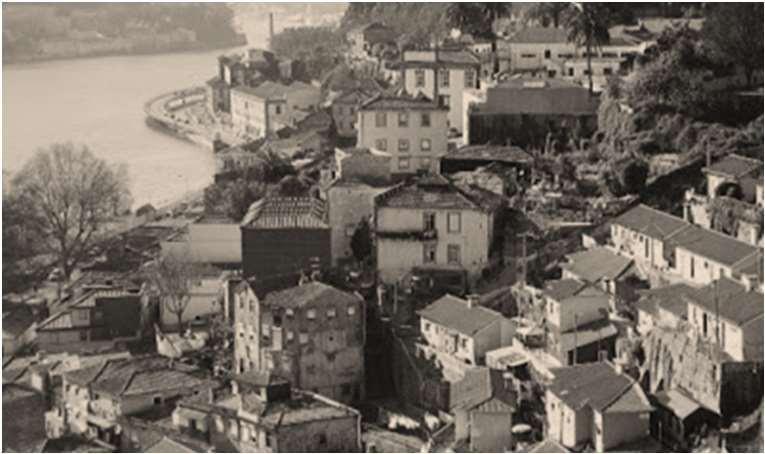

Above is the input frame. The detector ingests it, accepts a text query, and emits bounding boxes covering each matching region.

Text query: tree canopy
[144,252,210,332]
[702,3,764,87]
[11,143,132,281]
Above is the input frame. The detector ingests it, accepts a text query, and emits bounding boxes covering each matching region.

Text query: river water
[2,5,346,207]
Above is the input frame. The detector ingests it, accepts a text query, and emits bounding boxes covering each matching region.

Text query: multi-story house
[545,362,652,452]
[346,22,397,61]
[400,48,481,133]
[232,280,365,403]
[320,147,394,266]
[35,280,147,352]
[172,371,362,452]
[374,174,504,284]
[633,283,695,336]
[357,93,449,175]
[560,246,637,302]
[46,356,214,444]
[418,294,513,366]
[685,277,763,363]
[240,196,331,288]
[161,214,242,265]
[231,80,320,138]
[540,279,618,366]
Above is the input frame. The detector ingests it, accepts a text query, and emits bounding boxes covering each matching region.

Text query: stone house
[232,281,365,403]
[684,277,763,363]
[545,362,653,452]
[418,294,513,366]
[172,371,362,452]
[330,87,379,139]
[400,48,481,133]
[374,174,504,284]
[632,284,695,336]
[240,196,331,288]
[231,81,320,138]
[46,356,215,445]
[560,246,638,303]
[702,154,762,201]
[357,93,449,175]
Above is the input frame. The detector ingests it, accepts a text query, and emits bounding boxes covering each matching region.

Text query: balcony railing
[376,228,438,241]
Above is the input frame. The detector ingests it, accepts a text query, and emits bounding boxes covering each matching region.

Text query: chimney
[269,13,275,48]
[743,275,753,292]
[466,294,480,308]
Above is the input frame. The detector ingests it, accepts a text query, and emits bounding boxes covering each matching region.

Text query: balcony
[376,228,438,241]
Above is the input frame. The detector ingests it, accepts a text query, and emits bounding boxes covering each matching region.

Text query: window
[398,157,410,170]
[286,308,294,318]
[423,244,437,263]
[583,69,591,75]
[421,113,431,127]
[307,309,316,320]
[690,257,695,278]
[521,53,536,58]
[317,434,327,446]
[644,237,650,259]
[460,337,468,349]
[398,139,410,152]
[603,67,613,75]
[423,212,436,230]
[287,331,294,342]
[327,308,336,318]
[421,157,432,169]
[548,70,557,78]
[398,112,409,127]
[375,112,387,127]
[375,138,387,151]
[347,306,356,316]
[439,95,450,108]
[341,384,352,396]
[721,322,726,348]
[419,138,432,152]
[346,223,356,237]
[153,396,163,405]
[447,212,461,233]
[439,68,450,88]
[299,332,309,344]
[568,68,575,77]
[424,322,431,331]
[415,69,426,87]
[544,49,551,59]
[273,314,282,328]
[464,69,475,88]
[447,245,461,264]
[275,105,282,115]
[80,330,88,341]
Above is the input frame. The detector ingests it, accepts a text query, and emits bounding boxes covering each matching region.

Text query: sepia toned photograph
[1,2,763,452]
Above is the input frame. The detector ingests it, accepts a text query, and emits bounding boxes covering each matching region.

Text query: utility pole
[714,278,720,346]
[573,312,578,365]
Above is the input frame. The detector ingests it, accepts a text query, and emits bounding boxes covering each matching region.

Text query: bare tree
[11,143,132,281]
[145,252,210,332]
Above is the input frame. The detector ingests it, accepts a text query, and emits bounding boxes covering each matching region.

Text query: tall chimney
[466,294,480,308]
[269,13,275,49]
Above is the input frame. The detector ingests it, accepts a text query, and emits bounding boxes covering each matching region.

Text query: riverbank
[3,35,247,66]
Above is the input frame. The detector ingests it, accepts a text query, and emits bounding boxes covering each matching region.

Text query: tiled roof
[233,80,290,100]
[263,281,361,310]
[732,251,763,278]
[418,294,505,336]
[442,145,533,164]
[3,304,37,338]
[235,390,355,427]
[635,283,696,319]
[359,92,446,111]
[507,27,569,44]
[654,389,702,420]
[401,49,481,67]
[684,278,763,326]
[604,382,653,413]
[558,319,618,352]
[242,197,329,229]
[376,174,496,211]
[562,247,634,283]
[703,154,762,178]
[530,439,570,453]
[333,87,380,105]
[548,362,648,412]
[612,204,690,240]
[475,79,599,116]
[145,436,197,453]
[541,279,588,301]
[667,225,759,267]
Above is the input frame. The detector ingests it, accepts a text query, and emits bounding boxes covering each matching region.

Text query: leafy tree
[278,175,310,197]
[11,143,132,281]
[350,218,373,262]
[446,3,512,74]
[523,3,570,28]
[702,3,764,88]
[144,252,209,332]
[204,178,266,221]
[607,159,649,196]
[564,3,613,95]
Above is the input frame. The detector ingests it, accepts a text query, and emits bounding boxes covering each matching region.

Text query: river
[2,5,345,208]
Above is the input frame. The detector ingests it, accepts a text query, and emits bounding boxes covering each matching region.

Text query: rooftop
[558,319,618,352]
[263,281,362,310]
[401,48,481,67]
[635,283,696,319]
[530,439,570,453]
[418,294,506,336]
[507,27,569,44]
[654,389,703,420]
[548,362,651,413]
[233,80,291,100]
[376,174,500,212]
[666,224,759,267]
[241,197,329,229]
[541,278,588,301]
[359,92,446,111]
[233,370,290,388]
[562,247,634,283]
[474,79,599,116]
[703,154,762,178]
[684,278,763,327]
[441,144,533,164]
[612,204,690,240]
